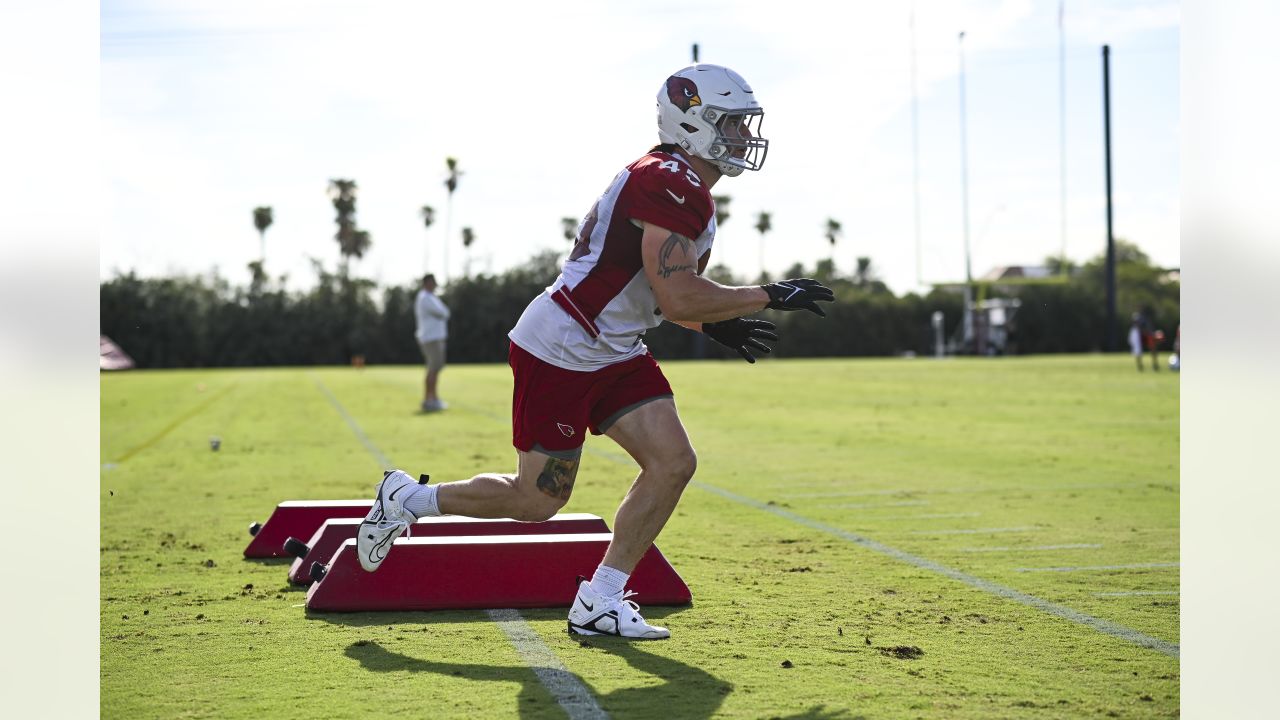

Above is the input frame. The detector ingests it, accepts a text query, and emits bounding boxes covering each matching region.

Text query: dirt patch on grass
[877,645,924,660]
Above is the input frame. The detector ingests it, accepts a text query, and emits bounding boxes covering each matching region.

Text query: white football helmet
[656,64,768,177]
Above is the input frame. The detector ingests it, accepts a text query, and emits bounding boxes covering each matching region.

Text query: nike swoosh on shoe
[369,525,397,564]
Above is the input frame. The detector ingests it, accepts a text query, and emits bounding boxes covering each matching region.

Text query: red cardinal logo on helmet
[666,76,702,113]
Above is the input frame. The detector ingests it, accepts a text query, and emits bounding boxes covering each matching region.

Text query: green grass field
[101,355,1179,719]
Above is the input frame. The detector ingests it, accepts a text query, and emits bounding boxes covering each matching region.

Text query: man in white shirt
[414,274,450,411]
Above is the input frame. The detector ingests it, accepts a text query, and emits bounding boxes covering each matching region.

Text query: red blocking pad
[244,500,374,558]
[305,533,693,611]
[286,513,611,585]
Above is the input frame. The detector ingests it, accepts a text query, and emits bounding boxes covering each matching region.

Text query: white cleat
[567,578,670,640]
[356,470,420,572]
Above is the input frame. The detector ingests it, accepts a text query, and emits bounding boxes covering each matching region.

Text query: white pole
[911,2,923,287]
[959,31,974,350]
[1058,0,1068,273]
[932,311,945,358]
[423,220,431,275]
[443,195,452,284]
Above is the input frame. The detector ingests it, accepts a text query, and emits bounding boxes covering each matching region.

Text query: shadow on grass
[243,557,293,567]
[346,639,731,719]
[305,604,690,628]
[308,609,522,626]
[766,706,863,720]
[326,608,854,718]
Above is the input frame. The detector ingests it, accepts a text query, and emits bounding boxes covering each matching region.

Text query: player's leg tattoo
[536,456,579,501]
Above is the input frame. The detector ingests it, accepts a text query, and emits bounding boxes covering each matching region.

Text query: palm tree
[461,227,476,278]
[252,206,273,263]
[351,230,371,269]
[246,259,268,295]
[561,217,579,242]
[327,179,370,275]
[712,194,731,228]
[420,205,435,272]
[443,157,463,283]
[854,256,874,287]
[824,218,843,265]
[754,210,772,281]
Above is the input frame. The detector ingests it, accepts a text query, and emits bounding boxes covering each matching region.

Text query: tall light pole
[958,31,975,351]
[420,205,435,274]
[1103,45,1117,352]
[1058,0,1068,275]
[910,2,923,287]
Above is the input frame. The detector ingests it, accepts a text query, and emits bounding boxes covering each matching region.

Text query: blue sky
[100,0,1179,294]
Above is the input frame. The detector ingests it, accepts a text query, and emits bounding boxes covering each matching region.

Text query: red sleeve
[623,157,713,240]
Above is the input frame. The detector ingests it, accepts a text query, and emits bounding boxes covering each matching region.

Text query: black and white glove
[703,318,779,364]
[762,278,835,317]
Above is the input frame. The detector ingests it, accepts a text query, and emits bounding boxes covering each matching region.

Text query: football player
[357,64,833,639]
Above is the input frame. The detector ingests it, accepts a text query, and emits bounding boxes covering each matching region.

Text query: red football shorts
[508,341,673,458]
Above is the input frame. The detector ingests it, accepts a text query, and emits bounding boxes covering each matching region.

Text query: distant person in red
[353,64,833,639]
[1139,307,1161,372]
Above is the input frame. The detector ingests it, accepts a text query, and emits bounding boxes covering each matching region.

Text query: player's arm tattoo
[657,233,696,279]
[536,456,579,501]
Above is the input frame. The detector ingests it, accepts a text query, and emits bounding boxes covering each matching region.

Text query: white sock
[402,483,441,518]
[589,564,629,599]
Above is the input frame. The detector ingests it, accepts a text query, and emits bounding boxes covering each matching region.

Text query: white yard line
[959,544,1103,553]
[313,378,393,470]
[693,482,1179,658]
[776,481,1164,499]
[781,489,926,499]
[489,610,609,720]
[828,500,930,509]
[316,376,608,720]
[878,512,981,520]
[1016,562,1179,573]
[907,526,1037,535]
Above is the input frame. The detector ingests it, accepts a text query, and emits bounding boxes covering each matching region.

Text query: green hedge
[100,243,1177,368]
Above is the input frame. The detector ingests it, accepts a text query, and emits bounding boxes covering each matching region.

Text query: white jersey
[414,289,450,343]
[509,150,716,370]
